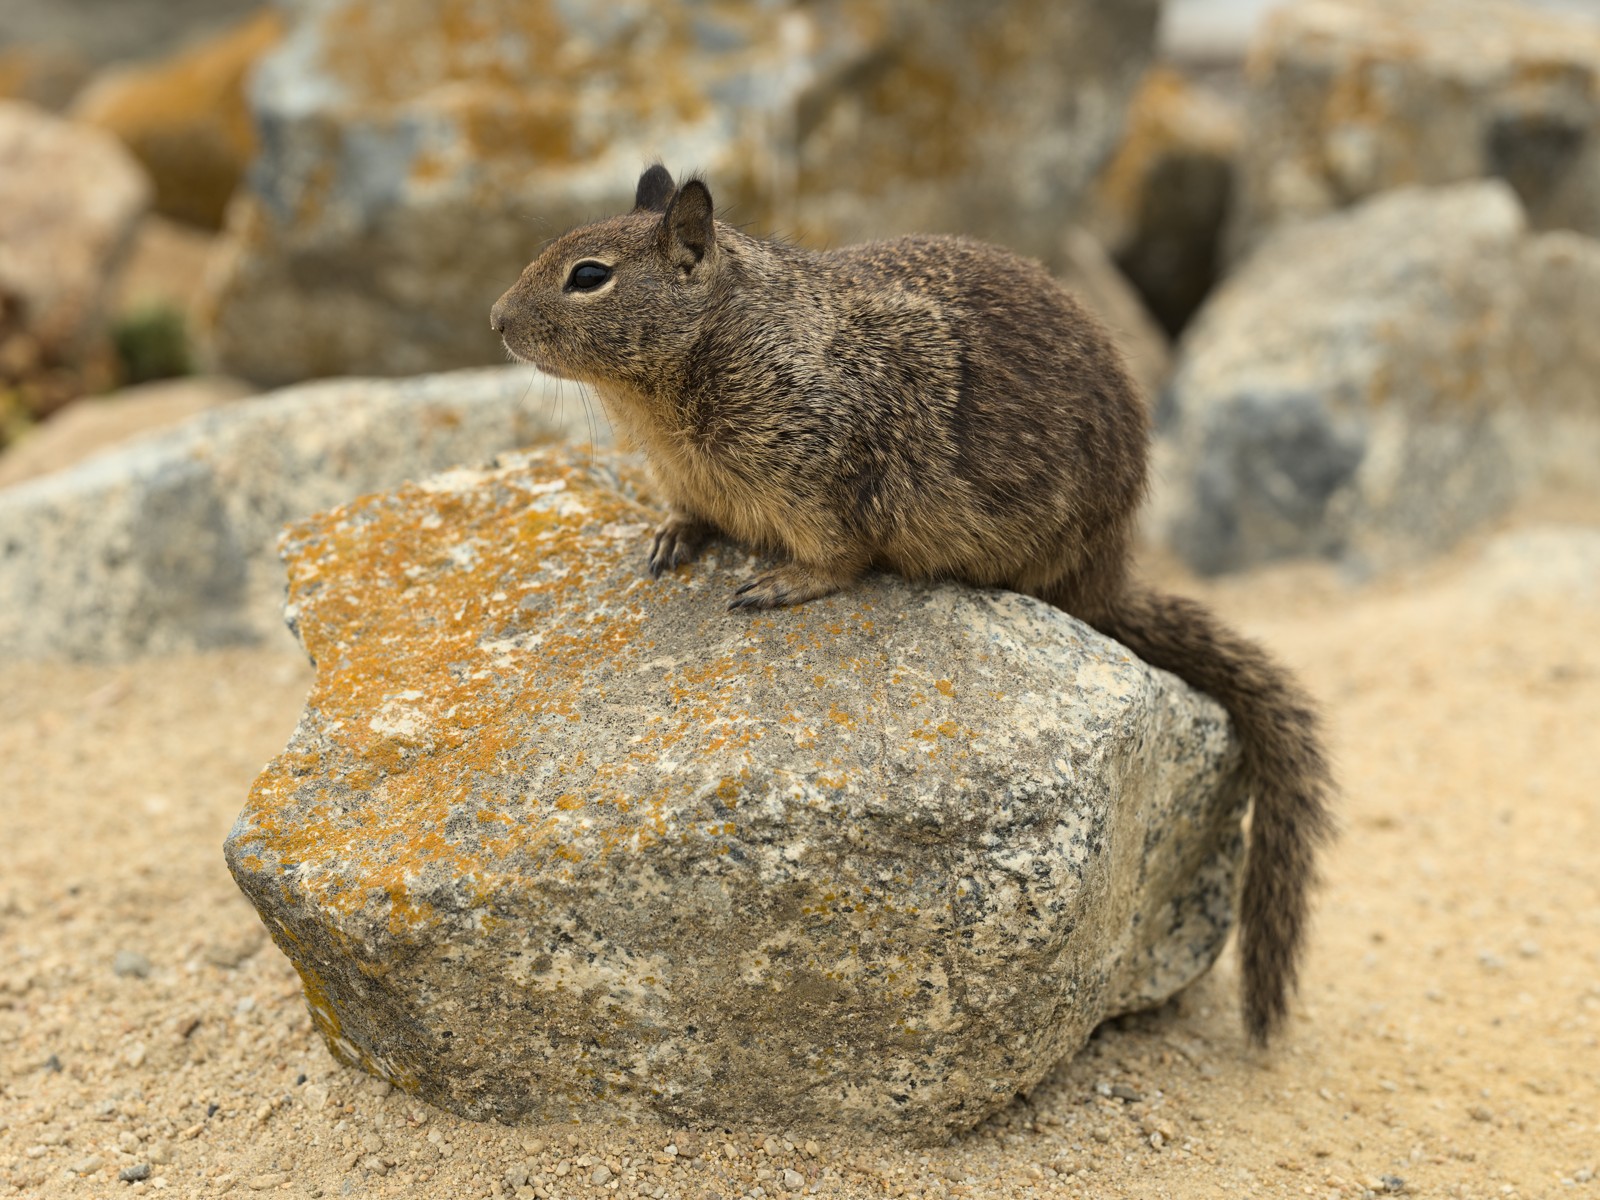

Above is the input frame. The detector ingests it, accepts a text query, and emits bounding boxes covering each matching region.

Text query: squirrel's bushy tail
[1081,585,1335,1044]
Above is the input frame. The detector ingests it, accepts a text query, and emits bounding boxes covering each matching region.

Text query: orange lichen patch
[239,456,670,927]
[236,448,1002,952]
[240,452,880,932]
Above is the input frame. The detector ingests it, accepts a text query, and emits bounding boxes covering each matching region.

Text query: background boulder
[200,0,1160,385]
[0,366,595,660]
[1152,180,1600,576]
[0,0,264,69]
[72,9,285,229]
[1228,0,1600,261]
[0,100,150,437]
[1089,67,1242,337]
[226,446,1246,1143]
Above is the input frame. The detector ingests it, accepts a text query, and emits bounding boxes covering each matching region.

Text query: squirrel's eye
[567,262,612,291]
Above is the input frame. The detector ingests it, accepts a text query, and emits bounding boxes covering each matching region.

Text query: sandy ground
[2,502,1598,1200]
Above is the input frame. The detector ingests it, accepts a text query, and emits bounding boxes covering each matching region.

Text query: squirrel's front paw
[728,564,847,610]
[648,516,710,578]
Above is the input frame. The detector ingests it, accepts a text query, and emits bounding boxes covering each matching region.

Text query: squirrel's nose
[489,298,507,334]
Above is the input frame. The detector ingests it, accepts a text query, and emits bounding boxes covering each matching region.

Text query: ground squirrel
[491,165,1334,1045]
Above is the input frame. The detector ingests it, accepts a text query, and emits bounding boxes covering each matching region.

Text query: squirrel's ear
[662,179,715,270]
[633,164,675,213]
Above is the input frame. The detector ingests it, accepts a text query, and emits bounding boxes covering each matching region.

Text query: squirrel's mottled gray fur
[492,165,1335,1045]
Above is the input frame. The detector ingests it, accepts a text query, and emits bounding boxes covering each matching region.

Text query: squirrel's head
[491,165,722,387]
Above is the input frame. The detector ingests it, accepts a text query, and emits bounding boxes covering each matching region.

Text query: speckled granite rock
[0,366,598,660]
[201,0,1158,385]
[224,446,1246,1143]
[1228,0,1600,261]
[1154,181,1600,576]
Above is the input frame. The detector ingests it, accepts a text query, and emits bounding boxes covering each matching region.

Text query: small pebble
[591,1164,611,1185]
[113,950,152,979]
[782,1168,805,1190]
[119,1164,152,1183]
[1110,1084,1142,1103]
[69,1155,104,1175]
[246,1172,287,1190]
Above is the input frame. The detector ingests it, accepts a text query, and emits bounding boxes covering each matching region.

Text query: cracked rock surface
[225,447,1245,1143]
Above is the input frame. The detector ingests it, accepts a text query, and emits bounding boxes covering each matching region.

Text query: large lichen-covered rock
[1228,0,1600,261]
[1153,180,1600,576]
[0,366,594,661]
[201,0,1158,385]
[72,8,285,229]
[225,447,1246,1143]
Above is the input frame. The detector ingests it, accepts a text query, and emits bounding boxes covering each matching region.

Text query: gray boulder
[1228,0,1600,262]
[1153,181,1600,576]
[225,446,1246,1144]
[201,0,1158,385]
[0,366,600,660]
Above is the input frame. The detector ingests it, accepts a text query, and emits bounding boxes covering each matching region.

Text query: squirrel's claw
[648,516,710,578]
[727,563,851,611]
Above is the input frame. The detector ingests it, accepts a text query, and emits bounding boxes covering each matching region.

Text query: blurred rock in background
[198,0,1160,386]
[0,376,254,490]
[1089,68,1241,338]
[72,9,285,230]
[0,44,91,111]
[0,0,264,69]
[1228,0,1600,262]
[0,100,150,446]
[1151,181,1600,577]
